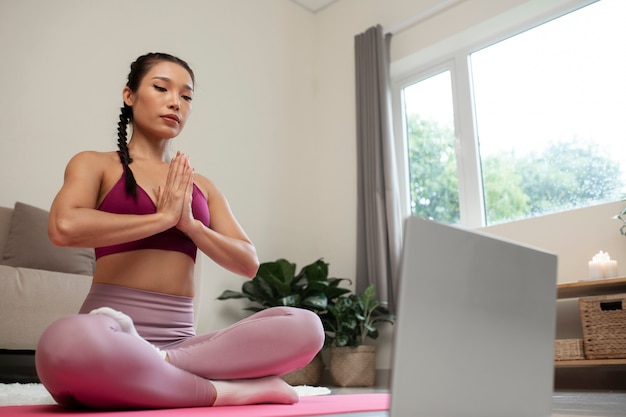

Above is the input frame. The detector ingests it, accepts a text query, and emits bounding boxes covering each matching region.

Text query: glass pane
[471,0,626,225]
[403,71,459,224]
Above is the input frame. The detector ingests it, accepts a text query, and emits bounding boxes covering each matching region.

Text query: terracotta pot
[329,345,376,387]
[281,353,324,386]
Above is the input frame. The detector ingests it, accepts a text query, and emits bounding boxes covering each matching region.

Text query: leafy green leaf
[216,290,246,300]
[301,292,328,310]
[335,334,350,347]
[241,280,268,302]
[261,270,292,297]
[278,294,300,306]
[301,259,328,283]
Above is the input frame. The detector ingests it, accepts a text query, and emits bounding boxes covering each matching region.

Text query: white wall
[2,0,623,370]
[481,201,626,284]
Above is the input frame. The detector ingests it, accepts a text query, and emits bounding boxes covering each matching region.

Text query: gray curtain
[355,25,403,312]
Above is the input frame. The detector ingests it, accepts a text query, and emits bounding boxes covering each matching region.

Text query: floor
[3,355,626,416]
[551,391,626,416]
[326,386,626,417]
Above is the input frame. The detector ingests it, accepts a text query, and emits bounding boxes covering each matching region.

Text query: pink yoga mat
[0,393,390,416]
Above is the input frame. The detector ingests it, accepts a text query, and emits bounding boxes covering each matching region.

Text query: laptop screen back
[390,217,557,417]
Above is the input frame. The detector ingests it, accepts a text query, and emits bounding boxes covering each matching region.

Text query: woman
[35,52,324,410]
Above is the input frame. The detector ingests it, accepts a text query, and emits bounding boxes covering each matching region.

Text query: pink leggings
[35,283,324,409]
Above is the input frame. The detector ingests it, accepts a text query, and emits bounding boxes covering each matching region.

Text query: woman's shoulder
[69,150,118,163]
[62,151,122,187]
[66,150,119,170]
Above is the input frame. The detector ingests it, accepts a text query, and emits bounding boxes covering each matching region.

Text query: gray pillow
[1,202,95,275]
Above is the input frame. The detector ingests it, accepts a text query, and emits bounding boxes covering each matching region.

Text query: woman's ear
[122,86,135,107]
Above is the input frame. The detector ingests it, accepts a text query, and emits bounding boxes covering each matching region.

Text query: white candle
[605,260,618,278]
[588,260,604,280]
[588,251,619,279]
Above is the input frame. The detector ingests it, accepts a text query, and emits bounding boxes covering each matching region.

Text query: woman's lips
[161,114,180,124]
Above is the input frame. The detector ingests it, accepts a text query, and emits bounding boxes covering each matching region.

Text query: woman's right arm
[48,152,177,248]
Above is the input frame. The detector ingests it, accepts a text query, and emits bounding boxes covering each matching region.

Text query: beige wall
[1,0,620,370]
[481,201,626,284]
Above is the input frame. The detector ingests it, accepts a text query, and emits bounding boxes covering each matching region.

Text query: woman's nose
[167,93,180,110]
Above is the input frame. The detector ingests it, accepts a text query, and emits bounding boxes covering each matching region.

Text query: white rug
[0,383,331,406]
[0,383,54,406]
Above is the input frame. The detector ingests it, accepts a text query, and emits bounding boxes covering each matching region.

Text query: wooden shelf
[555,359,626,367]
[557,276,626,299]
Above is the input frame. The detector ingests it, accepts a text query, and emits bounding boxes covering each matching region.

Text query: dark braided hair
[116,52,195,199]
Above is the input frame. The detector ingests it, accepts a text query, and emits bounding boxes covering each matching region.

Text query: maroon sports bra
[95,169,210,262]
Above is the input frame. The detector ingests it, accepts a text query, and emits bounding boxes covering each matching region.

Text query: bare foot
[89,307,167,361]
[211,376,299,406]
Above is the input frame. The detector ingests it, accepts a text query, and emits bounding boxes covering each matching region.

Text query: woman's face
[124,61,194,140]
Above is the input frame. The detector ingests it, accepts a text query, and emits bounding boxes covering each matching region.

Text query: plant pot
[281,353,324,386]
[329,345,376,387]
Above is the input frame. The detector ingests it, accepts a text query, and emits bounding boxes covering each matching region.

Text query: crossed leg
[36,306,323,409]
[88,306,305,407]
[166,306,325,380]
[36,313,297,409]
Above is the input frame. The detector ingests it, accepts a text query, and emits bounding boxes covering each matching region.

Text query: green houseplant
[324,284,395,387]
[217,258,351,385]
[217,258,350,313]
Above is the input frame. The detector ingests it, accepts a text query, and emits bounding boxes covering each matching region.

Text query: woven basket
[281,353,324,386]
[329,345,376,387]
[554,339,584,360]
[579,293,626,359]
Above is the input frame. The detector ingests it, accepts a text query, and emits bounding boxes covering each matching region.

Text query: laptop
[389,216,557,417]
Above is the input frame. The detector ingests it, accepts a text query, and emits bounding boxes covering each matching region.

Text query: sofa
[0,202,94,382]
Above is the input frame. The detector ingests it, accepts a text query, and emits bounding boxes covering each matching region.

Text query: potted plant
[217,258,351,385]
[323,284,395,387]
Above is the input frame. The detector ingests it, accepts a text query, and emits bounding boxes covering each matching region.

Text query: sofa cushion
[0,206,12,257]
[0,265,91,350]
[0,202,95,275]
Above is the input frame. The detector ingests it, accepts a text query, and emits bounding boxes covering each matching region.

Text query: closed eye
[153,84,166,92]
[182,95,193,102]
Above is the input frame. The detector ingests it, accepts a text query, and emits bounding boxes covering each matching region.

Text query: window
[403,71,460,224]
[394,0,626,227]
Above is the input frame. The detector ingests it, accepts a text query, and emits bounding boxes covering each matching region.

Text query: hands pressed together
[156,151,196,234]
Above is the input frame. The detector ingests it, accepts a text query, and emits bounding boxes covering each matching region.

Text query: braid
[116,104,138,199]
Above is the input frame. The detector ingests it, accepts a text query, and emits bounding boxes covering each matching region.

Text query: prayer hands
[156,151,195,232]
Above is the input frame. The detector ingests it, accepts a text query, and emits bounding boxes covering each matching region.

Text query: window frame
[390,0,600,228]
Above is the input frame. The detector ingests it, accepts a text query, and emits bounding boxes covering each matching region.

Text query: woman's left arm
[178,174,259,278]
